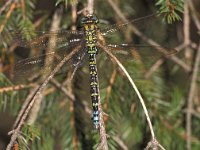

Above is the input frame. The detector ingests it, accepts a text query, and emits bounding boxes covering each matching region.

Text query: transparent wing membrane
[2,30,84,49]
[106,43,177,55]
[97,13,178,66]
[100,13,156,36]
[12,44,86,84]
[99,12,178,55]
[1,13,178,84]
[99,43,176,68]
[0,29,86,83]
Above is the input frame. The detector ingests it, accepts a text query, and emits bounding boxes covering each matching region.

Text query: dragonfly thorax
[81,15,99,54]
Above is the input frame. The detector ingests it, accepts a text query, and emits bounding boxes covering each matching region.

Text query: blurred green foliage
[0,0,200,150]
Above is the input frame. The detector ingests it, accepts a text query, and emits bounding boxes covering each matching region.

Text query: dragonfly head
[81,14,99,25]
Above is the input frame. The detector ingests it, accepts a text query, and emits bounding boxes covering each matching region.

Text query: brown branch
[87,0,94,14]
[112,136,128,150]
[71,1,77,30]
[45,8,63,71]
[98,44,167,149]
[50,78,92,115]
[12,86,39,130]
[145,43,188,78]
[186,41,200,150]
[96,61,108,150]
[0,83,36,93]
[0,0,13,15]
[145,138,165,150]
[0,2,17,33]
[183,108,200,120]
[184,0,192,68]
[184,1,190,46]
[145,58,165,79]
[6,47,80,150]
[20,0,26,19]
[159,116,199,142]
[104,69,117,109]
[33,14,49,29]
[51,78,75,101]
[27,8,63,125]
[97,103,108,150]
[70,6,79,149]
[188,0,200,30]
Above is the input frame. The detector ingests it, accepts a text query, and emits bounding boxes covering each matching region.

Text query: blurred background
[0,0,200,149]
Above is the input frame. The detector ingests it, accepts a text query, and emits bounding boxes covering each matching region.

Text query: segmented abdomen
[88,48,99,129]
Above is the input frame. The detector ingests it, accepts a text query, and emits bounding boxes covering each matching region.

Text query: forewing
[97,13,178,69]
[99,13,178,57]
[100,14,155,36]
[11,43,86,84]
[1,29,84,50]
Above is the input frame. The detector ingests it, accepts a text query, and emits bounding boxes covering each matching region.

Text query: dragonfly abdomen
[81,14,100,129]
[89,51,100,129]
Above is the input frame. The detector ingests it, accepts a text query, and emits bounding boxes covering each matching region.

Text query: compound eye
[92,16,97,20]
[92,15,99,23]
[81,17,87,23]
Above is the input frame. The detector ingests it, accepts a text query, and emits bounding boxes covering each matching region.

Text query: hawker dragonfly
[1,13,177,129]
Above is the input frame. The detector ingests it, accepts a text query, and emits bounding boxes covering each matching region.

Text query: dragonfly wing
[12,43,86,84]
[1,29,84,50]
[106,43,177,55]
[99,13,178,57]
[100,14,156,36]
[101,43,177,67]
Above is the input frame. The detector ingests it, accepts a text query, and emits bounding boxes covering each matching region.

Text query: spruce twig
[6,47,81,150]
[100,44,166,149]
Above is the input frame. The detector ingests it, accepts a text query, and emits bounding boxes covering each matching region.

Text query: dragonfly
[1,13,177,129]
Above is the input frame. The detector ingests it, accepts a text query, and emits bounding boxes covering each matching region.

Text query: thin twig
[106,0,191,73]
[69,6,79,149]
[87,0,94,15]
[27,7,63,125]
[145,138,166,150]
[50,78,92,115]
[184,2,192,148]
[104,69,117,109]
[184,1,190,46]
[12,86,40,130]
[100,44,156,140]
[188,0,200,30]
[20,0,26,19]
[99,44,167,150]
[51,78,75,101]
[183,109,200,120]
[186,41,200,150]
[6,47,80,150]
[26,90,43,125]
[0,2,17,33]
[112,136,128,150]
[145,43,188,78]
[71,1,77,30]
[145,58,165,79]
[97,103,108,150]
[0,0,13,15]
[184,1,192,66]
[96,57,108,150]
[159,116,199,142]
[0,83,36,93]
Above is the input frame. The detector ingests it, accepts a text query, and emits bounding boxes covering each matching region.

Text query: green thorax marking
[81,14,99,54]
